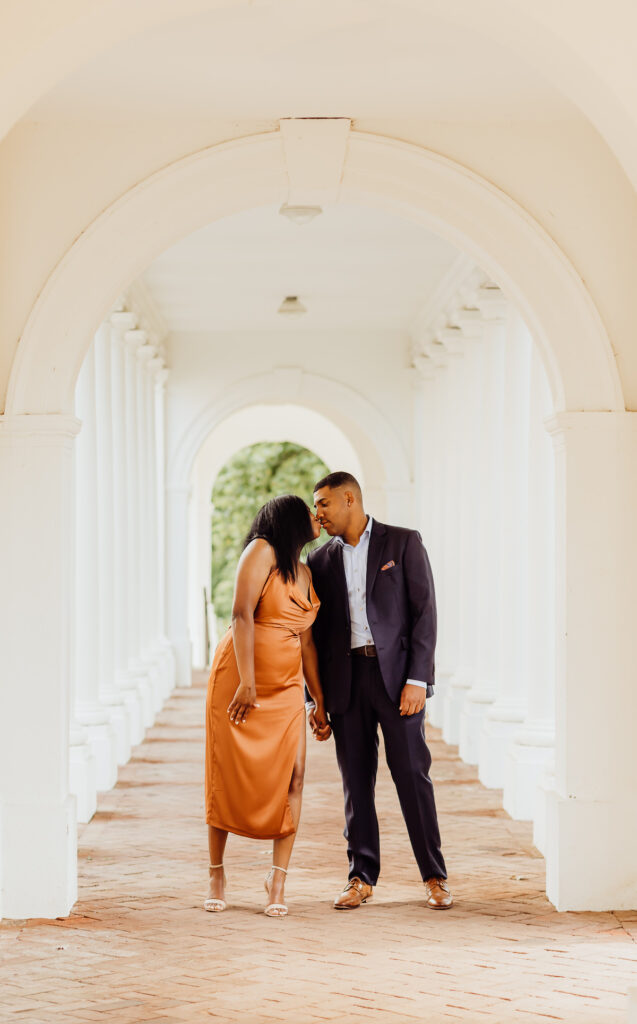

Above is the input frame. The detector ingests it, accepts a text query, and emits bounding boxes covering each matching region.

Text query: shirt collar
[335,515,374,547]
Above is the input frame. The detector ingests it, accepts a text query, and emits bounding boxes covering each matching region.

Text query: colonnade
[70,308,175,822]
[412,283,556,842]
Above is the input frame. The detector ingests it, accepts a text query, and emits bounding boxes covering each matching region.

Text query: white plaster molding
[279,117,351,206]
[0,413,81,443]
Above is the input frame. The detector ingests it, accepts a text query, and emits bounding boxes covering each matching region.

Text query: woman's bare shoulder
[240,537,276,568]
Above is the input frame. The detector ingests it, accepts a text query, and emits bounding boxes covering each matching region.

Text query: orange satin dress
[205,569,319,840]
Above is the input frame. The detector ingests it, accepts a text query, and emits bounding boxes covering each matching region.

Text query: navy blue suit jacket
[307,519,436,716]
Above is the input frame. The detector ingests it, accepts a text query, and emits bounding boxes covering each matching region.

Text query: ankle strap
[271,865,288,874]
[209,863,224,869]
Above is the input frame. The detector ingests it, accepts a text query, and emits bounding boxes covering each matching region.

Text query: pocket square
[381,560,396,571]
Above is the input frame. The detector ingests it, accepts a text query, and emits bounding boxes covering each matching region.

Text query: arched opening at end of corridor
[199,439,330,666]
[182,401,366,670]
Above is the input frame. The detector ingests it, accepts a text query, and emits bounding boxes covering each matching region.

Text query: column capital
[110,311,137,334]
[475,285,509,322]
[0,413,81,445]
[124,328,147,351]
[410,354,437,381]
[455,309,484,342]
[136,342,157,364]
[436,326,465,355]
[155,367,170,389]
[545,410,637,449]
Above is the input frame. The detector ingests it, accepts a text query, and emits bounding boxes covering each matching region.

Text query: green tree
[210,441,330,624]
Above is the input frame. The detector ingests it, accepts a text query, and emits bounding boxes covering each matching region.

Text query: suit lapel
[366,520,387,606]
[327,539,350,627]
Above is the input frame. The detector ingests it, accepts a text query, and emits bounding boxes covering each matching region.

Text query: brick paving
[1,673,635,1024]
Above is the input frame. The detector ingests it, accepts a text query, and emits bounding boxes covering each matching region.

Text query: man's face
[313,486,352,537]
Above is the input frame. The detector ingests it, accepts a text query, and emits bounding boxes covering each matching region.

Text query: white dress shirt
[335,516,427,691]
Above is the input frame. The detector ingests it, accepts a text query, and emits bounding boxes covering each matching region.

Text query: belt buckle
[364,645,375,657]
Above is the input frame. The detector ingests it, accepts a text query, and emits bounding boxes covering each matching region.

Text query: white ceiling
[140,203,463,333]
[29,1,573,121]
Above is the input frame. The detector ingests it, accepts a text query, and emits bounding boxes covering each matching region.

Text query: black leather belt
[351,644,377,658]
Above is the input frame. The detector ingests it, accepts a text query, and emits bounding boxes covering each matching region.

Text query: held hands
[399,683,426,717]
[227,682,260,724]
[307,703,332,742]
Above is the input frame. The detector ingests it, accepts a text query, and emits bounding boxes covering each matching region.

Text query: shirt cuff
[405,678,428,689]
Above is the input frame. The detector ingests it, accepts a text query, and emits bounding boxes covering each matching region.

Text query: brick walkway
[2,675,635,1023]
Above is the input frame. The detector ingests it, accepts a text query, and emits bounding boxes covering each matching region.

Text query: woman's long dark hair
[243,494,315,583]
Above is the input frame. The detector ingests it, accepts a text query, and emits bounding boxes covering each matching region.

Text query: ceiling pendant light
[277,295,307,316]
[279,203,323,226]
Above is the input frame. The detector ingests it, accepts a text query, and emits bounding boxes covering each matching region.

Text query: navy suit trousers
[330,655,447,886]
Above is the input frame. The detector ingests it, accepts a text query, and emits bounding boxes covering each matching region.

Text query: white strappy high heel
[264,865,288,918]
[204,863,227,912]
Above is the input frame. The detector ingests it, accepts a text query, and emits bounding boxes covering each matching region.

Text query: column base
[115,677,145,745]
[0,796,77,920]
[502,725,555,821]
[76,707,118,792]
[156,638,177,698]
[69,727,97,824]
[426,670,452,728]
[545,787,637,911]
[458,688,497,765]
[99,691,132,765]
[127,664,155,728]
[137,654,164,715]
[478,707,526,789]
[533,770,555,855]
[442,672,473,746]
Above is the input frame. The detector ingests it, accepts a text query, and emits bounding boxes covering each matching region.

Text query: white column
[504,344,556,821]
[436,352,463,735]
[0,415,79,918]
[166,483,193,688]
[544,412,637,911]
[478,312,531,787]
[146,355,174,697]
[122,328,154,727]
[412,357,446,728]
[94,320,131,766]
[73,336,116,804]
[443,325,482,745]
[133,338,163,712]
[459,297,507,762]
[109,313,145,743]
[154,367,176,692]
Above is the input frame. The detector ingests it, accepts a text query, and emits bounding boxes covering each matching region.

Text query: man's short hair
[314,471,362,496]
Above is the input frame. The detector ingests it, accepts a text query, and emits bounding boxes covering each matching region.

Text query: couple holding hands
[204,471,451,917]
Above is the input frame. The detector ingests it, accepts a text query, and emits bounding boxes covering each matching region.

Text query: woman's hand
[228,683,260,724]
[308,702,332,742]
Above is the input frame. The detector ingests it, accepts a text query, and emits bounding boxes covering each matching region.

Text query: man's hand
[399,683,426,717]
[307,704,332,741]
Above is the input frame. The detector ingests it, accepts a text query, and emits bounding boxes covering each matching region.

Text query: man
[306,471,451,910]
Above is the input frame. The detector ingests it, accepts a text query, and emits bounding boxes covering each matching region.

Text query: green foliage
[210,441,330,623]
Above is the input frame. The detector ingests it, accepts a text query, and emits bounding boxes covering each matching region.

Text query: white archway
[1,127,635,917]
[6,131,623,418]
[166,371,411,680]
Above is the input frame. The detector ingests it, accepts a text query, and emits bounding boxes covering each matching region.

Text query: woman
[204,495,330,918]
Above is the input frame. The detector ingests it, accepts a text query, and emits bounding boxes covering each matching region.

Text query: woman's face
[308,507,322,540]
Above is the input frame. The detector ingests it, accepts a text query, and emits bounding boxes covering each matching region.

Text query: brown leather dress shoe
[334,877,373,909]
[423,877,453,909]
